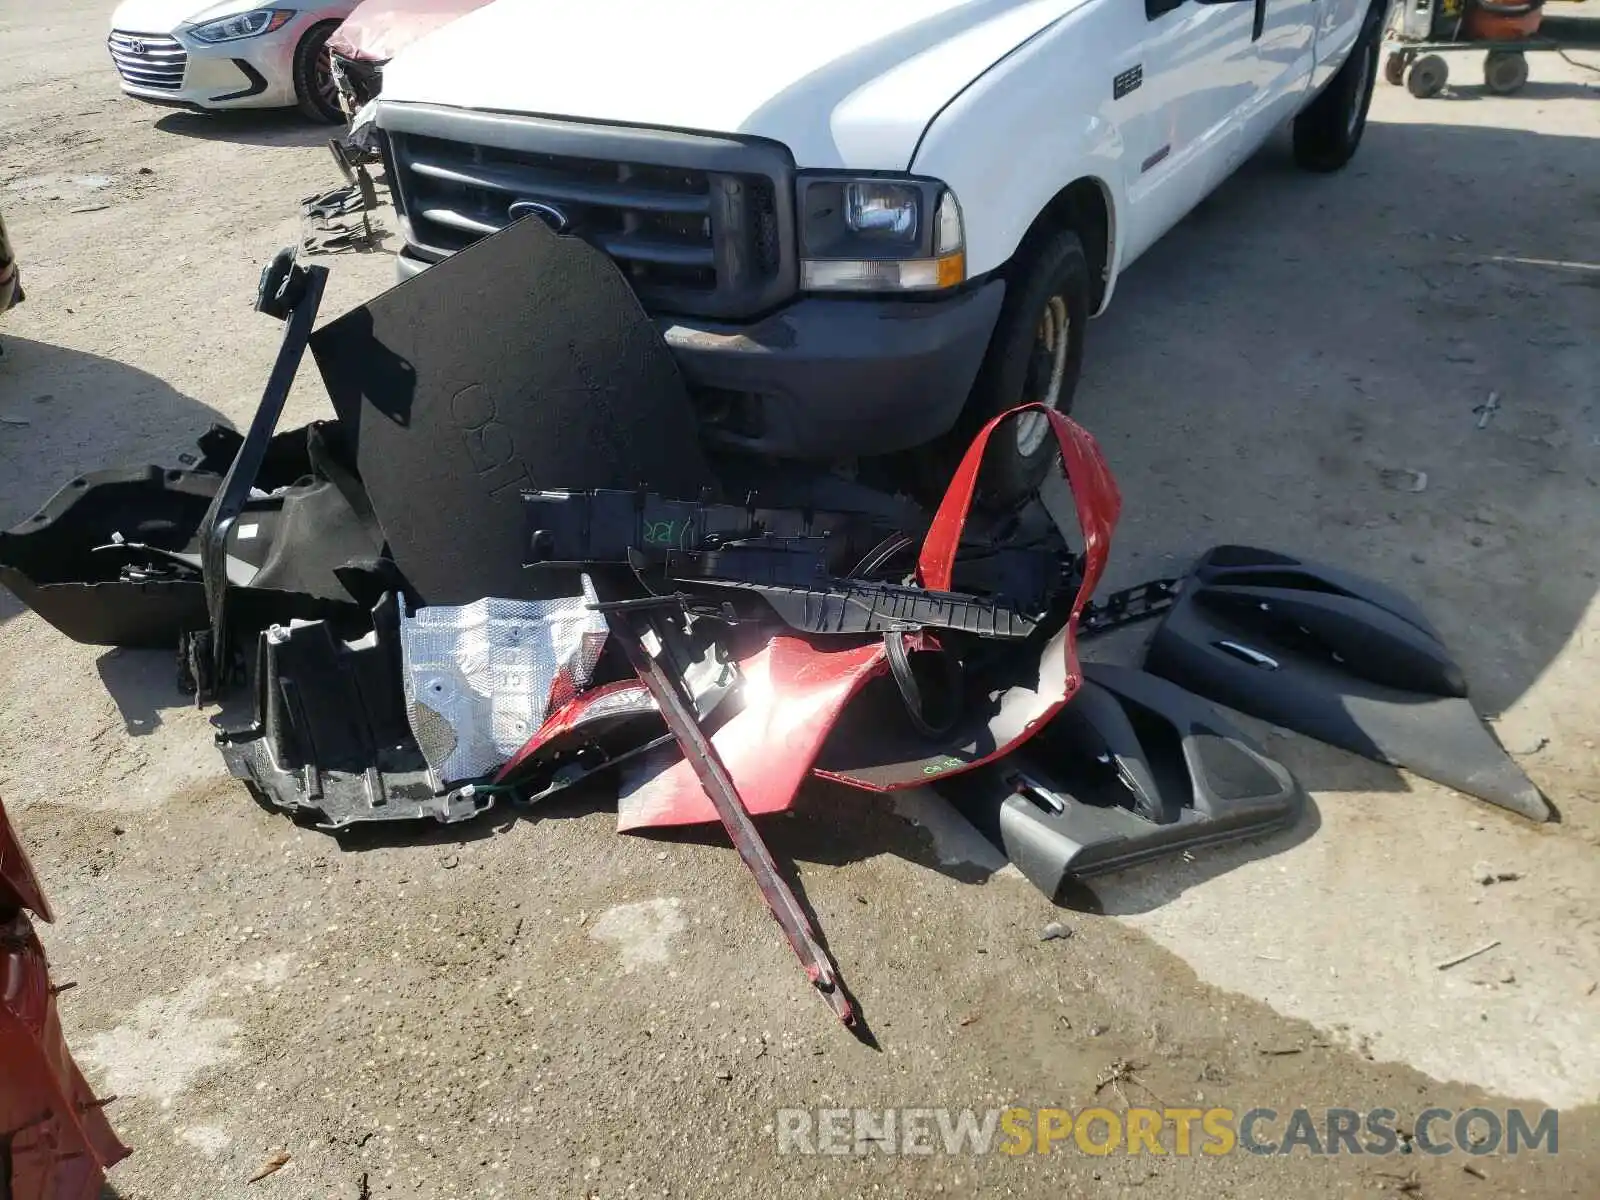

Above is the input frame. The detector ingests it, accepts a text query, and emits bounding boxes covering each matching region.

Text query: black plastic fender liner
[310,215,716,606]
[934,663,1305,895]
[0,465,216,647]
[215,593,490,830]
[0,422,392,649]
[1143,545,1550,822]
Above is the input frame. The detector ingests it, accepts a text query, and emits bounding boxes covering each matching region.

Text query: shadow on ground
[154,108,333,149]
[1076,116,1599,726]
[0,339,225,637]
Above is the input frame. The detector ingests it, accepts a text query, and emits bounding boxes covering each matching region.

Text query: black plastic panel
[1144,545,1550,822]
[937,663,1305,894]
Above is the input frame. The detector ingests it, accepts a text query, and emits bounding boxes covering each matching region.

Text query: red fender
[615,405,1119,829]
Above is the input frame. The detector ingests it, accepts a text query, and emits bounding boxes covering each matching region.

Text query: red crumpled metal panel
[1,795,52,923]
[616,633,888,830]
[493,678,656,783]
[813,404,1120,791]
[328,0,495,63]
[1,799,130,1199]
[615,404,1120,828]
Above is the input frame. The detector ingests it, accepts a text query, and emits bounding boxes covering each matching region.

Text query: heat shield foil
[400,579,607,783]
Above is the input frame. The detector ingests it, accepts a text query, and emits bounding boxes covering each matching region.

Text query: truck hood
[380,0,1082,169]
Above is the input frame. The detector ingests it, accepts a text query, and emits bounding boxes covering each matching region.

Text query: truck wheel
[1292,9,1382,171]
[953,228,1091,509]
[293,21,344,124]
[1383,50,1411,86]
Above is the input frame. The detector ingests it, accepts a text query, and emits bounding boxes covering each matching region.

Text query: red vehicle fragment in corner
[1,796,129,1200]
[329,0,492,64]
[327,0,493,110]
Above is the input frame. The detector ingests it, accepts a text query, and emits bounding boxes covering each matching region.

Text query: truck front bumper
[396,247,1003,459]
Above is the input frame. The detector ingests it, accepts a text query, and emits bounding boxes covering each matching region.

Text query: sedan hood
[329,0,492,63]
[380,0,1082,169]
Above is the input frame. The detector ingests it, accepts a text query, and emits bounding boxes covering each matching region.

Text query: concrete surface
[2,3,1599,1197]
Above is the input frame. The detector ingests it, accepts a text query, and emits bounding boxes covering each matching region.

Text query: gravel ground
[2,4,1599,1198]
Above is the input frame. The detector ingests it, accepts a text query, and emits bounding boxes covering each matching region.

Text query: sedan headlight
[187,8,295,42]
[798,174,965,293]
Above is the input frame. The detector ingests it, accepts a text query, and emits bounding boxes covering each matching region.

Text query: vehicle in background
[107,0,361,123]
[328,0,492,116]
[374,0,1386,500]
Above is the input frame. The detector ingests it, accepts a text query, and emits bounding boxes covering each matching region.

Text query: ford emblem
[508,200,571,234]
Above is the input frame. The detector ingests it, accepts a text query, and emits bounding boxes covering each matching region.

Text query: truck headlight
[187,8,295,42]
[798,174,966,293]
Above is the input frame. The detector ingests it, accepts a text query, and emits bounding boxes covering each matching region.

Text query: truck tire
[293,21,344,124]
[945,227,1091,509]
[1292,7,1382,172]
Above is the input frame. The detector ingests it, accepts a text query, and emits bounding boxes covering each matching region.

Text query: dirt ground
[3,4,1599,1198]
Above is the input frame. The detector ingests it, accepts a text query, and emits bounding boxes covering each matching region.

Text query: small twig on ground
[1435,940,1500,971]
[248,1151,291,1183]
[1371,1169,1424,1195]
[1095,1059,1163,1107]
[1096,1059,1138,1100]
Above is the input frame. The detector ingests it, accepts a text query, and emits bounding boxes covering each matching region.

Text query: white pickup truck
[374,0,1383,495]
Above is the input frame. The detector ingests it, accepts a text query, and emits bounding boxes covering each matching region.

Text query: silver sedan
[108,1,360,123]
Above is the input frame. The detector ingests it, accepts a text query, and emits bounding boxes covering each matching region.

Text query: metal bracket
[607,608,857,1028]
[189,251,328,702]
[1079,578,1181,639]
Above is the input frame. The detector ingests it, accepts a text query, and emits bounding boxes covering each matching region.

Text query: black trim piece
[1140,144,1171,173]
[1114,65,1144,99]
[1143,545,1552,822]
[124,94,208,113]
[211,59,268,102]
[885,632,964,737]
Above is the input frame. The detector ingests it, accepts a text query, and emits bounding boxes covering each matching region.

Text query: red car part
[617,404,1121,828]
[0,799,52,922]
[0,797,130,1199]
[607,612,856,1027]
[327,0,494,64]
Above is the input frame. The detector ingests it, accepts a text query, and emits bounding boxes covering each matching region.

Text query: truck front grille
[382,106,796,320]
[108,31,187,92]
